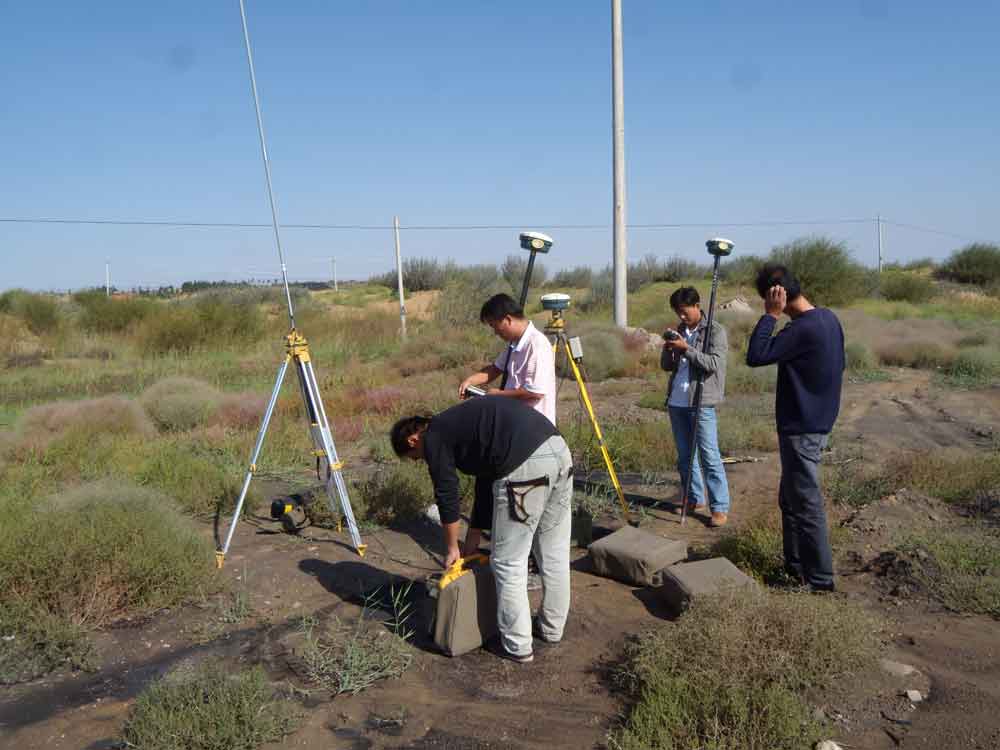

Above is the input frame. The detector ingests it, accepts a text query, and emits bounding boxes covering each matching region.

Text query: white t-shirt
[494,321,557,425]
[667,325,700,408]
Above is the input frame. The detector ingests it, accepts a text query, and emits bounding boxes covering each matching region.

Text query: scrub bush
[768,237,875,307]
[73,289,155,332]
[141,377,223,431]
[879,271,936,303]
[936,243,1000,287]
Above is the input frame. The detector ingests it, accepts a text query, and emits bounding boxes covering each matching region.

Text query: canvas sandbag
[658,557,756,612]
[587,526,687,586]
[430,554,498,657]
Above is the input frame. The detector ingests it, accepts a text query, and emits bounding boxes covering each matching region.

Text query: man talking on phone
[746,265,845,592]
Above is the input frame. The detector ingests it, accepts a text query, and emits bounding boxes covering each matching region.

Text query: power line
[0,215,876,231]
[881,220,978,244]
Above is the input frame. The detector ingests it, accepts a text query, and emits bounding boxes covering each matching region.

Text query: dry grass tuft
[611,587,882,750]
[4,396,155,460]
[141,377,223,431]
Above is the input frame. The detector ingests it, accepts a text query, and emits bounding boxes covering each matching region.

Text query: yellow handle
[438,553,490,590]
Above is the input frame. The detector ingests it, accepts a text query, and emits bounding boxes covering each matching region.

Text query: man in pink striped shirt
[459,294,557,425]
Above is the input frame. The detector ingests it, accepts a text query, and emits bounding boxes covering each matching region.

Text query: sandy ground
[1,371,998,750]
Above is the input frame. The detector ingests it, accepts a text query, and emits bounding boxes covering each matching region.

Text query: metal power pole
[876,215,884,273]
[611,0,628,327]
[105,259,111,296]
[331,257,339,292]
[393,216,407,340]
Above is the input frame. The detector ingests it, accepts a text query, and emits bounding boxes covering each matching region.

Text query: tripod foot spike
[357,544,368,558]
[215,551,225,570]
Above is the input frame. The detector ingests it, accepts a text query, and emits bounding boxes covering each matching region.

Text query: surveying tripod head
[541,292,571,333]
[706,237,734,257]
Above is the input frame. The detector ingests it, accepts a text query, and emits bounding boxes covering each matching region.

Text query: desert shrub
[824,459,894,507]
[371,257,458,292]
[711,523,791,585]
[121,662,296,750]
[898,530,1000,616]
[136,294,264,355]
[884,450,1000,508]
[568,421,671,474]
[876,340,956,370]
[957,332,989,348]
[501,254,548,294]
[0,312,44,361]
[0,482,211,680]
[719,254,766,284]
[141,377,223,431]
[845,341,877,372]
[768,236,875,307]
[943,346,1000,387]
[936,243,1000,287]
[611,588,881,750]
[134,436,250,516]
[549,265,593,288]
[718,404,777,453]
[433,271,509,328]
[0,600,92,684]
[726,359,777,395]
[0,289,62,335]
[879,271,936,303]
[4,396,155,461]
[569,325,628,382]
[578,267,613,311]
[354,461,433,526]
[73,289,155,332]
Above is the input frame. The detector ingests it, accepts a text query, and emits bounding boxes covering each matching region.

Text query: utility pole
[331,257,339,292]
[105,259,111,296]
[876,215,884,272]
[393,216,407,340]
[611,0,628,327]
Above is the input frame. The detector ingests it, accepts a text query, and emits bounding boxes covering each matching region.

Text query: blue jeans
[668,406,731,513]
[778,433,834,589]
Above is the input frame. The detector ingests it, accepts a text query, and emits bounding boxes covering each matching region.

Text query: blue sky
[1,1,996,292]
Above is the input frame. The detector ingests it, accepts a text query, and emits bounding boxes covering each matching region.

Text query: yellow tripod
[543,298,632,523]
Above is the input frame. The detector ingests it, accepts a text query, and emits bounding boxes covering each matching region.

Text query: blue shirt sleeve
[746,315,807,367]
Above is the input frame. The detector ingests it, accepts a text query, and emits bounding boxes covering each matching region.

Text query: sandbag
[429,554,498,657]
[587,526,687,586]
[658,557,756,612]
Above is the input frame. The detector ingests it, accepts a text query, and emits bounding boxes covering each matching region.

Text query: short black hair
[389,415,432,456]
[669,286,700,311]
[755,264,802,301]
[479,293,525,323]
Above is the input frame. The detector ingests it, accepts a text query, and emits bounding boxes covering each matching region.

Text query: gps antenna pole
[679,238,733,525]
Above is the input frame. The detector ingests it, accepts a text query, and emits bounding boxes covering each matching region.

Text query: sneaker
[709,512,729,527]
[495,647,533,663]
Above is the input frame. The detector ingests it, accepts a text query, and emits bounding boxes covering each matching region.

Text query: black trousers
[778,433,834,588]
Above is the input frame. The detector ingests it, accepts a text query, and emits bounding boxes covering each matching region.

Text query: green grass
[121,662,297,750]
[898,530,1000,616]
[0,481,212,682]
[710,523,793,585]
[611,587,881,750]
[939,346,1000,388]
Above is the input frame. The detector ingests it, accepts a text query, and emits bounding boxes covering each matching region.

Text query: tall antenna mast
[237,0,296,328]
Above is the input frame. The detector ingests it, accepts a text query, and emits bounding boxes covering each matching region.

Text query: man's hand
[765,285,786,318]
[444,544,462,569]
[663,330,688,352]
[458,377,474,399]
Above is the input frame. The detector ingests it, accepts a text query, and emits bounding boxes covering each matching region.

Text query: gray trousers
[778,433,834,589]
[490,436,574,657]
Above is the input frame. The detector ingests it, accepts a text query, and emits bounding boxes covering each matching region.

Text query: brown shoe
[710,512,729,527]
[676,501,706,516]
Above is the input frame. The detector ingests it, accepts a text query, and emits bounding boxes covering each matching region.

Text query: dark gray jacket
[660,318,727,407]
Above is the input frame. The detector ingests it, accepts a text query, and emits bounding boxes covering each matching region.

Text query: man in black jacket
[390,396,573,662]
[746,264,845,592]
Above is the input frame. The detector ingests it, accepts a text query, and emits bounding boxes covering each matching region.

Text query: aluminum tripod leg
[295,357,366,555]
[555,335,632,521]
[216,356,291,568]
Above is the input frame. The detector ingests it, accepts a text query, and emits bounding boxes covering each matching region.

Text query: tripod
[678,238,734,524]
[543,303,632,522]
[216,0,366,568]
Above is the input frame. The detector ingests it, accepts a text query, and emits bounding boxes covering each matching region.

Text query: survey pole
[393,216,407,340]
[611,0,628,327]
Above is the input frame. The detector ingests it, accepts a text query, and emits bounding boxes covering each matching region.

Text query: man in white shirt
[457,294,558,568]
[459,294,556,425]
